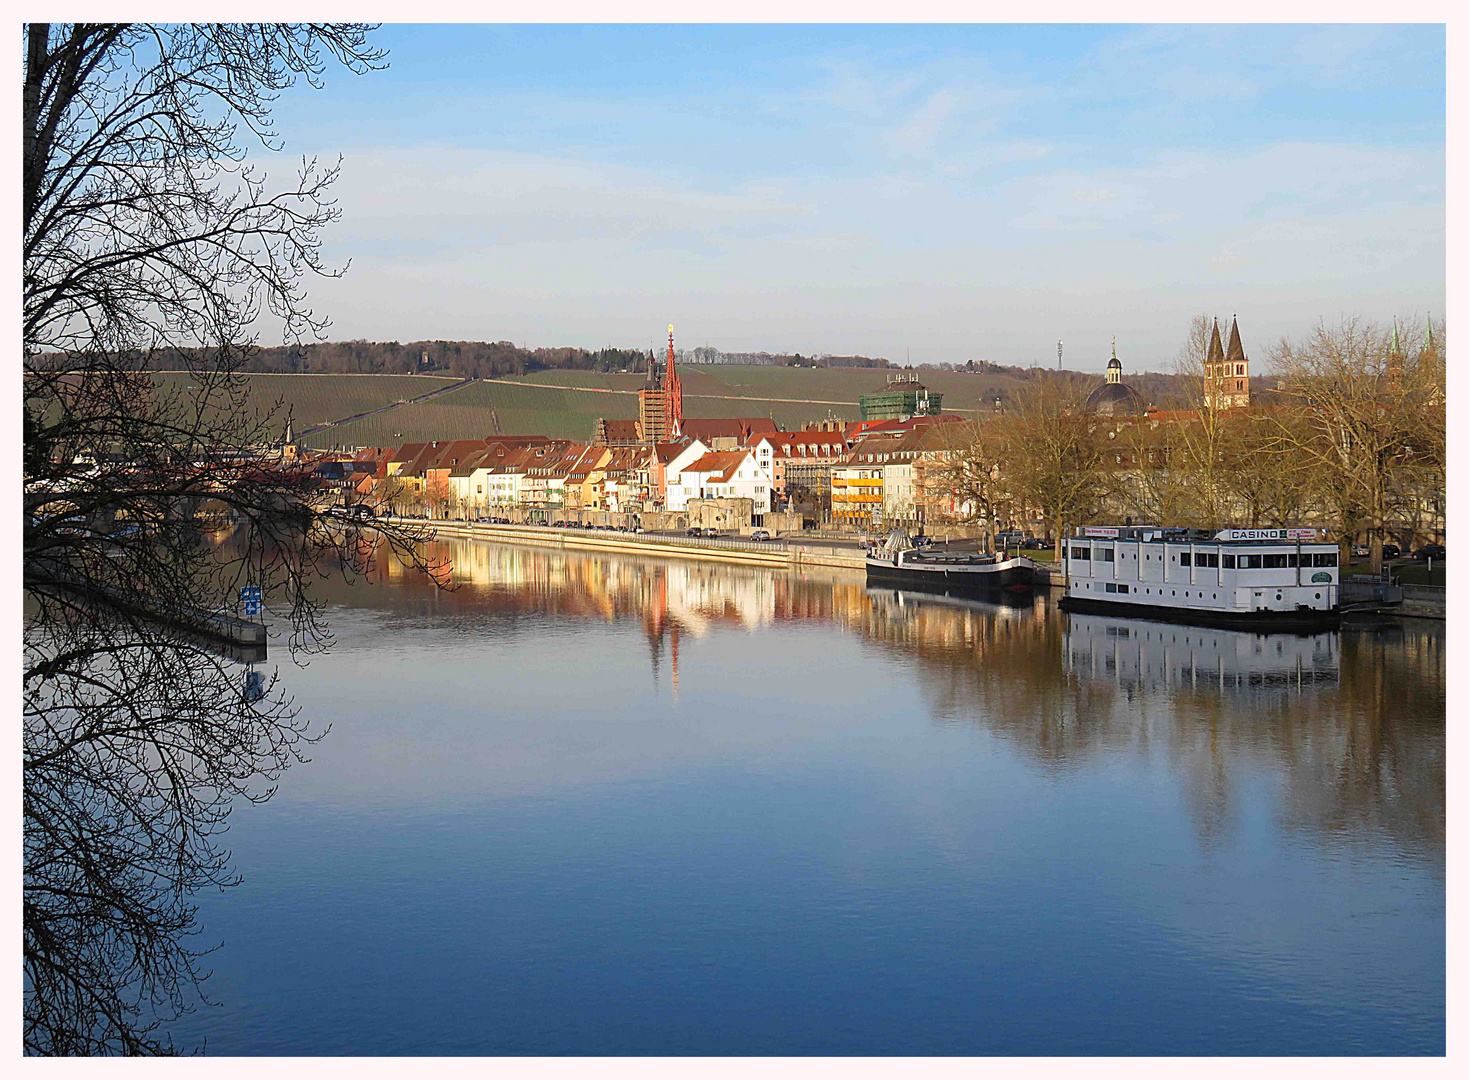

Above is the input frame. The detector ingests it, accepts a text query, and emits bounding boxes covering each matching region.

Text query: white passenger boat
[865,531,1038,595]
[1057,526,1340,630]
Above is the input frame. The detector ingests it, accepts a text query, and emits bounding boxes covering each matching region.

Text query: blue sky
[266,23,1445,371]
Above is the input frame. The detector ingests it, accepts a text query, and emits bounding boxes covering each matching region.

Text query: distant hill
[136,360,1278,451]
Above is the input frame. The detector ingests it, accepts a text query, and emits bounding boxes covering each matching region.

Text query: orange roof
[681,417,777,442]
[682,450,752,483]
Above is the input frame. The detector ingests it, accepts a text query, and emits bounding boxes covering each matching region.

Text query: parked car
[1415,544,1446,561]
[750,529,771,541]
[1382,543,1401,559]
[1352,544,1370,557]
[686,527,703,537]
[913,535,934,549]
[1022,537,1047,550]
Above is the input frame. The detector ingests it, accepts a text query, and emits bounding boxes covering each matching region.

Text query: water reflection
[341,537,1444,864]
[176,535,1444,1055]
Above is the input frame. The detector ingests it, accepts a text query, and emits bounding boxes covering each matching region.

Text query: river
[171,538,1445,1055]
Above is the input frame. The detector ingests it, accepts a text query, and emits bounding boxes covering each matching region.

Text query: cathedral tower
[1204,315,1250,409]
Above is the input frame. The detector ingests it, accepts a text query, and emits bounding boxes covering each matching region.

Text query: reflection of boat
[1057,525,1341,631]
[1064,612,1339,695]
[865,586,1033,619]
[865,531,1037,595]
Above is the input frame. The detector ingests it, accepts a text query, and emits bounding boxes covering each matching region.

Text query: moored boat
[865,531,1038,595]
[1057,525,1341,631]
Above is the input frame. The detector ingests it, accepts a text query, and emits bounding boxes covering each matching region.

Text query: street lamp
[1057,339,1063,370]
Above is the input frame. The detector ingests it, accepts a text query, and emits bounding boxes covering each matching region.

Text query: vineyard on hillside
[173,365,1195,451]
[150,372,461,434]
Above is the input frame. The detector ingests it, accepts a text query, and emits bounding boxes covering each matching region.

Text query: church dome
[1084,381,1145,417]
[1086,341,1144,416]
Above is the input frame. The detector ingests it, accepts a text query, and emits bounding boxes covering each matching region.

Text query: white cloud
[298,137,1442,369]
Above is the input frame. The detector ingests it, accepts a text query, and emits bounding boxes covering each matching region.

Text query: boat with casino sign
[1056,525,1341,631]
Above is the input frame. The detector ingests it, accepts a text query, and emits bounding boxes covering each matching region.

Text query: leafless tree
[22,23,440,1055]
[992,374,1116,556]
[1263,317,1444,572]
[931,418,1011,550]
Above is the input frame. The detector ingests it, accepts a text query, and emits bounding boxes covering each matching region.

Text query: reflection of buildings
[398,537,859,690]
[1064,614,1339,697]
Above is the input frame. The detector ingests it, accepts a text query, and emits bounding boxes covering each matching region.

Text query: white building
[663,439,713,511]
[672,449,773,515]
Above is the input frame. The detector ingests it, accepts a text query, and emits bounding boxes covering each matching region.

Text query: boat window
[1070,547,1090,560]
[1197,552,1219,568]
[1287,554,1299,567]
[1238,554,1262,569]
[1218,554,1233,568]
[1101,549,1115,562]
[1264,553,1288,569]
[1105,582,1116,593]
[1179,552,1191,566]
[1117,583,1129,593]
[1313,552,1338,567]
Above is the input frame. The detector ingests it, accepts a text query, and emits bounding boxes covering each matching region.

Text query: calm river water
[174,538,1444,1055]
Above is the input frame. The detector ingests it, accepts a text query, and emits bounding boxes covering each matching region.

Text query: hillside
[142,366,1236,451]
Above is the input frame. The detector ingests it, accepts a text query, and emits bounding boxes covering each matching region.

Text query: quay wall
[387,517,870,571]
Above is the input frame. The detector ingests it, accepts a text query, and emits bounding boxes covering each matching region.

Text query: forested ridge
[78,340,900,377]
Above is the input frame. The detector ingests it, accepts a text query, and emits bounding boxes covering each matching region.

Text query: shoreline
[388,517,871,571]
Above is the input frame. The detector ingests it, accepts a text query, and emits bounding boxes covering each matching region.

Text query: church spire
[1206,317,1225,365]
[1225,315,1245,365]
[1387,316,1404,391]
[662,324,683,439]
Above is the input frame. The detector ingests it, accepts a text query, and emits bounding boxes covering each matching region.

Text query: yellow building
[832,437,889,526]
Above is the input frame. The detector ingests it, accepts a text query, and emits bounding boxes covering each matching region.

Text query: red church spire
[662,323,683,438]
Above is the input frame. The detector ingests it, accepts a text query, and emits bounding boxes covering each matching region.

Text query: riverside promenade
[386,517,870,571]
[387,516,1072,583]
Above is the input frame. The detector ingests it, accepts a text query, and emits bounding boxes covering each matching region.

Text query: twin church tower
[1202,315,1251,410]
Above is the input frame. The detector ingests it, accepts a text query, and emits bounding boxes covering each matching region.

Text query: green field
[167,366,1074,451]
[151,372,461,434]
[315,380,633,445]
[512,365,1040,414]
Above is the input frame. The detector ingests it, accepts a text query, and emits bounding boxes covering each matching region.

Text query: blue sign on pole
[241,585,262,618]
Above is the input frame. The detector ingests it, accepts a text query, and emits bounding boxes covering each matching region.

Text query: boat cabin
[1063,526,1338,616]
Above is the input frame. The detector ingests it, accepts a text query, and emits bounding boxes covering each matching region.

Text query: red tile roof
[682,450,753,484]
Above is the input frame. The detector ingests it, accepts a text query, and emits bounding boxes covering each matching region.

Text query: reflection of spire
[670,622,680,698]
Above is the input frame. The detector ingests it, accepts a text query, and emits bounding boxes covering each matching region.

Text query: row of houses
[308,413,969,528]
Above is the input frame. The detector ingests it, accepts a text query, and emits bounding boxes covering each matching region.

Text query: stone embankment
[1396,584,1446,620]
[389,517,870,571]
